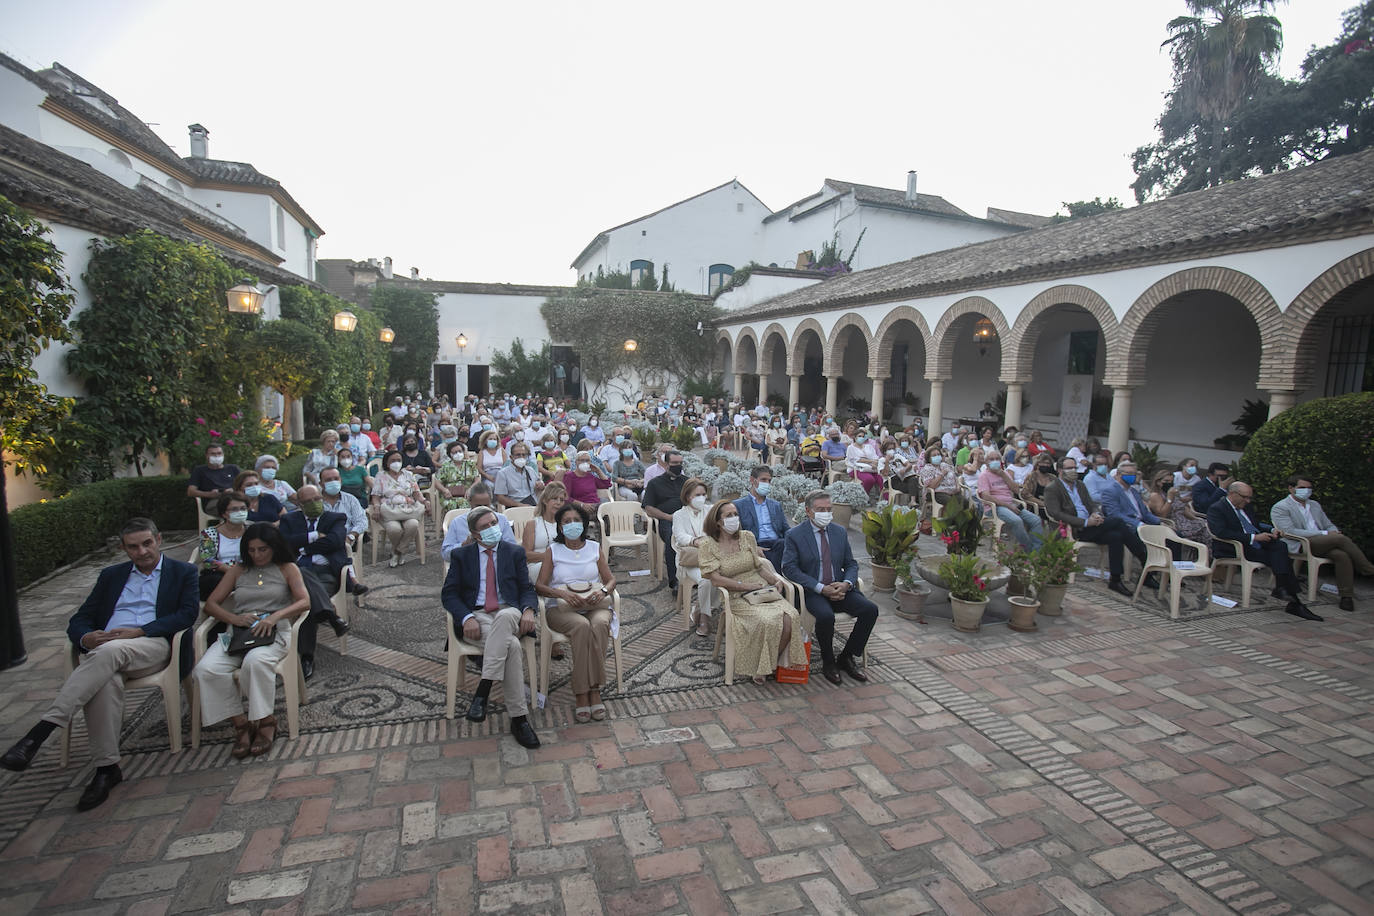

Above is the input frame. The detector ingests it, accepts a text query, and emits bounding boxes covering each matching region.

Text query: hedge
[1237,392,1374,556]
[10,447,311,589]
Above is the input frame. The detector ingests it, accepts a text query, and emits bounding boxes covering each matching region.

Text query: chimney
[367,257,378,268]
[410,267,420,280]
[905,170,918,203]
[188,123,209,159]
[382,256,393,279]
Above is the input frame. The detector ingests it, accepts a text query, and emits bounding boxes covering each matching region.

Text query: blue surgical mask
[1121,474,1138,485]
[323,480,342,495]
[350,424,360,433]
[1095,466,1108,476]
[1294,487,1312,500]
[987,460,1001,471]
[561,522,584,541]
[1184,466,1198,476]
[478,525,503,547]
[361,422,370,430]
[930,455,942,465]
[260,468,277,481]
[621,448,635,458]
[756,482,771,497]
[244,485,262,498]
[614,435,625,444]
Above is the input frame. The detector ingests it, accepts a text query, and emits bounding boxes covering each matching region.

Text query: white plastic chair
[597,502,651,569]
[443,612,537,720]
[193,498,218,535]
[537,592,624,699]
[646,516,665,581]
[1132,524,1214,619]
[1288,534,1333,603]
[189,602,309,745]
[1211,536,1274,607]
[504,505,537,546]
[778,571,868,670]
[823,459,848,486]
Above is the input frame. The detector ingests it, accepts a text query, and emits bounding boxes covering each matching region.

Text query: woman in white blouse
[671,477,714,637]
[522,482,566,585]
[254,454,298,508]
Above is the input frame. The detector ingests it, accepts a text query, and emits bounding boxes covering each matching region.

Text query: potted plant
[862,503,920,591]
[994,541,1040,632]
[938,550,990,632]
[704,447,731,472]
[713,469,748,501]
[931,492,981,555]
[1028,529,1083,617]
[824,479,870,528]
[894,557,930,622]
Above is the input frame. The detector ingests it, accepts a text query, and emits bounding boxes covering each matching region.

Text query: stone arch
[822,313,874,376]
[1003,285,1118,383]
[868,306,933,378]
[1282,248,1374,392]
[927,296,1011,379]
[735,326,760,374]
[1106,267,1282,388]
[715,332,734,377]
[788,318,827,375]
[758,322,789,375]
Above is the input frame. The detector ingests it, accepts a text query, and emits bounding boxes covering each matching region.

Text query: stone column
[824,376,838,418]
[1003,382,1024,432]
[757,373,767,405]
[787,374,801,411]
[1267,390,1297,419]
[1107,386,1134,455]
[927,379,946,435]
[733,373,744,400]
[870,378,886,424]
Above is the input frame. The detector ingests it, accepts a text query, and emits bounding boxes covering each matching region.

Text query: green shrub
[1238,392,1374,555]
[11,476,195,587]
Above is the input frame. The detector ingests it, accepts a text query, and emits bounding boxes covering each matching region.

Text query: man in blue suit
[280,485,351,680]
[441,506,540,748]
[1206,480,1321,621]
[1191,463,1231,513]
[734,466,789,571]
[1096,462,1160,527]
[782,491,879,685]
[1,519,198,810]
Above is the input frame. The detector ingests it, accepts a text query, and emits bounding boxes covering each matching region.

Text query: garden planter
[831,504,853,528]
[950,596,989,632]
[1007,574,1026,597]
[894,585,930,621]
[711,457,729,472]
[1038,583,1068,616]
[1008,596,1039,632]
[870,563,897,591]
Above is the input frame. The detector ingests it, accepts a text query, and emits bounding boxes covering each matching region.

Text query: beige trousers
[1306,533,1374,598]
[465,607,531,716]
[194,622,291,724]
[43,636,170,767]
[545,603,612,696]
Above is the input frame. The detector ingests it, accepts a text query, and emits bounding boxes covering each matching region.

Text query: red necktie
[819,529,834,584]
[483,548,499,610]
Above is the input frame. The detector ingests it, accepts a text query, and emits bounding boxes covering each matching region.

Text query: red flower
[195,417,206,425]
[209,430,221,437]
[225,439,235,446]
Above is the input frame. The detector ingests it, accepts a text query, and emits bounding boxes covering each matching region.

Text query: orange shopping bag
[774,637,811,685]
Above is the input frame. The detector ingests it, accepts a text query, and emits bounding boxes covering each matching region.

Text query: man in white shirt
[941,425,961,452]
[1270,474,1372,612]
[442,483,515,560]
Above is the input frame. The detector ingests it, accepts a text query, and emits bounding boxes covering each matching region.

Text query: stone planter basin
[915,555,1012,593]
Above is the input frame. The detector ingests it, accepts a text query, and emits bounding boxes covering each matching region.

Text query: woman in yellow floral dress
[698,500,805,684]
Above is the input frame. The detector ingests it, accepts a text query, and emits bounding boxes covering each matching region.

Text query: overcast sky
[0,0,1355,287]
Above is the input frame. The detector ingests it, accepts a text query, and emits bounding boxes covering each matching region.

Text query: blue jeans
[995,505,1043,549]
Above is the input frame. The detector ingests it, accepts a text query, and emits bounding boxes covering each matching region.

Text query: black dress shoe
[349,583,369,597]
[330,617,350,638]
[1107,578,1133,597]
[301,657,315,680]
[77,767,122,811]
[466,695,488,722]
[511,719,540,749]
[1285,601,1323,621]
[1339,597,1355,612]
[1142,573,1161,590]
[838,655,868,683]
[1,736,41,772]
[822,663,842,686]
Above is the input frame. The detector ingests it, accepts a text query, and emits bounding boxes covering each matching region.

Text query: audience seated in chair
[1270,474,1372,613]
[1206,480,1322,621]
[1043,458,1151,597]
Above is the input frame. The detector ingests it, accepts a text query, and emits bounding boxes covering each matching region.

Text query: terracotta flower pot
[1038,583,1068,616]
[894,585,930,621]
[1008,596,1039,632]
[870,563,897,591]
[711,457,729,472]
[950,596,989,632]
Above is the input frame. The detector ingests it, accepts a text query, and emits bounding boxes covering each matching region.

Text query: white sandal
[574,706,592,723]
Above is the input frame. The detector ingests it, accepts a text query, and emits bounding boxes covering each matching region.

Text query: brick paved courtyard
[2,533,1372,915]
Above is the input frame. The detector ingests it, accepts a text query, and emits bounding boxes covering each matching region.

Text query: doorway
[467,364,490,398]
[434,364,457,404]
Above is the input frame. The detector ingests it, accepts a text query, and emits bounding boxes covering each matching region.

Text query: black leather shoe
[822,663,842,686]
[1142,573,1161,590]
[1339,597,1355,612]
[349,583,369,597]
[1107,578,1133,597]
[838,655,868,683]
[466,695,488,722]
[1271,586,1286,599]
[301,657,315,681]
[511,719,540,749]
[1285,601,1323,621]
[77,767,122,811]
[1,736,41,772]
[330,617,350,638]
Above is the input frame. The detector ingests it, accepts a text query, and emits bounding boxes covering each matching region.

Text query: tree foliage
[1053,197,1125,221]
[248,320,329,439]
[490,338,552,394]
[279,285,390,426]
[371,285,438,393]
[0,195,75,476]
[67,230,251,473]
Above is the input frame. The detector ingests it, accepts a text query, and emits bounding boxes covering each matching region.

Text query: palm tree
[1164,0,1285,124]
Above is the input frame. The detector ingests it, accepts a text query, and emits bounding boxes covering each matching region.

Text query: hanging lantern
[333,310,358,332]
[623,339,638,352]
[225,280,263,314]
[379,326,395,343]
[973,317,996,356]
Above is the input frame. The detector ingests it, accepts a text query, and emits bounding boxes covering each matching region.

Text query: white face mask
[812,511,833,528]
[721,516,740,533]
[513,457,527,469]
[578,462,591,473]
[389,461,403,472]
[208,455,224,467]
[690,494,708,510]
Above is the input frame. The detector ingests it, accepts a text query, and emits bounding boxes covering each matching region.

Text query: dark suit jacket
[1206,498,1272,558]
[280,511,348,581]
[733,494,788,543]
[67,557,200,677]
[441,541,538,624]
[1043,479,1100,531]
[782,521,859,595]
[1192,477,1226,513]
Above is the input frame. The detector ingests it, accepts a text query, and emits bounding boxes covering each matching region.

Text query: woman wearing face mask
[1008,447,1036,486]
[882,437,921,497]
[1026,429,1055,458]
[399,433,435,484]
[1020,456,1059,513]
[1145,471,1178,521]
[610,442,647,501]
[380,415,401,450]
[335,447,373,507]
[918,446,959,507]
[672,479,716,636]
[1003,432,1031,466]
[537,432,570,482]
[700,500,804,686]
[1173,457,1201,490]
[475,428,507,486]
[564,450,611,512]
[493,442,541,508]
[197,491,251,599]
[435,440,477,513]
[303,430,341,487]
[371,447,424,567]
[254,455,298,508]
[523,482,567,584]
[846,431,883,497]
[535,504,616,722]
[233,470,286,523]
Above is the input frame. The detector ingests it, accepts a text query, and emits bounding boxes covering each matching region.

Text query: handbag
[741,586,780,606]
[677,546,700,568]
[382,501,425,522]
[225,624,274,656]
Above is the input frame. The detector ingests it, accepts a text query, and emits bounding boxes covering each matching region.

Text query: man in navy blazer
[1096,462,1160,527]
[1206,480,1321,621]
[441,506,540,748]
[280,486,351,679]
[1,519,198,811]
[781,490,879,685]
[734,466,790,570]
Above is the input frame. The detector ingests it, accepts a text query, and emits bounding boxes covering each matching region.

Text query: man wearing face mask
[441,506,540,748]
[734,467,789,570]
[493,442,542,508]
[977,455,1043,550]
[1209,481,1321,620]
[1044,458,1150,597]
[279,486,351,679]
[579,416,605,445]
[1084,454,1116,502]
[1097,462,1161,531]
[782,492,879,685]
[318,468,369,581]
[442,482,516,560]
[643,451,687,593]
[1270,475,1372,612]
[187,444,240,514]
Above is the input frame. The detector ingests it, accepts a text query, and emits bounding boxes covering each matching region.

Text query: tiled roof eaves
[569,233,610,270]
